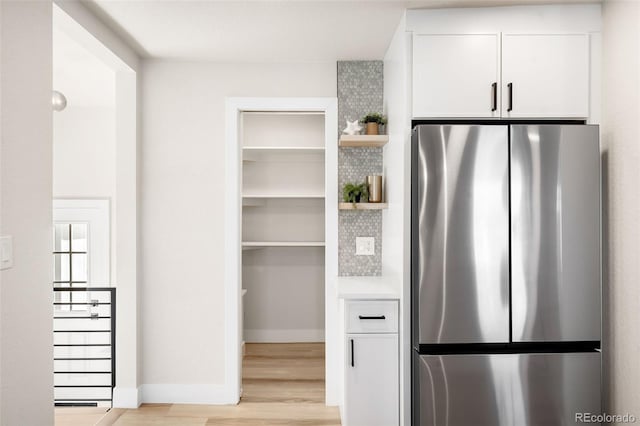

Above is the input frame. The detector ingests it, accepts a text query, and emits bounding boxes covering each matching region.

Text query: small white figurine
[342,119,362,135]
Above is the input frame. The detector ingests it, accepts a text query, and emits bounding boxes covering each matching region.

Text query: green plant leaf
[361,112,386,124]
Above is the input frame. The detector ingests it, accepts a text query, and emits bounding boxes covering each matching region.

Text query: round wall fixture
[52,90,67,111]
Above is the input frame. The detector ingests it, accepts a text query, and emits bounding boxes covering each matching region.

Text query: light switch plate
[355,237,375,256]
[0,236,13,270]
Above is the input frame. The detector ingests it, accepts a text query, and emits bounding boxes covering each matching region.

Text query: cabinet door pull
[359,315,386,320]
[507,83,513,112]
[350,339,355,367]
[491,82,497,112]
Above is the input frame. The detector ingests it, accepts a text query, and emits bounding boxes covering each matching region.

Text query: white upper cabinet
[412,32,591,119]
[413,34,500,118]
[502,34,589,118]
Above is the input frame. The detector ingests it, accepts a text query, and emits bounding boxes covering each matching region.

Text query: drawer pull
[350,339,354,367]
[359,315,386,320]
[491,82,497,111]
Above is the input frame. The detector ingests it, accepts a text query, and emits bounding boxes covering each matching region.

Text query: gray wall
[337,61,384,276]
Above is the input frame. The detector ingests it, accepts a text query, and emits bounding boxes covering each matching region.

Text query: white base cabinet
[343,300,399,426]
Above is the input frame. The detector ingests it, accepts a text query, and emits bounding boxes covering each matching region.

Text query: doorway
[53,1,138,413]
[225,98,338,405]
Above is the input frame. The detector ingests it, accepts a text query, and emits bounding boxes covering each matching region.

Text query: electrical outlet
[355,237,375,256]
[0,236,13,270]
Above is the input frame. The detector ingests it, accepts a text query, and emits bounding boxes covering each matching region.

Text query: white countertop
[336,276,400,300]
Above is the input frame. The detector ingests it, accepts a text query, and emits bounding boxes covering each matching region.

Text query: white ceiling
[85,0,601,63]
[53,27,115,108]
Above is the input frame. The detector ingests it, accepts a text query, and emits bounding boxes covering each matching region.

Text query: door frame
[224,97,338,405]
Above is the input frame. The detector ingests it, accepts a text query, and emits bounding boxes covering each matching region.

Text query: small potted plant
[361,113,387,135]
[343,182,369,205]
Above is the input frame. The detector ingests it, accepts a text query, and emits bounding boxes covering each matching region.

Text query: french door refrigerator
[411,124,601,426]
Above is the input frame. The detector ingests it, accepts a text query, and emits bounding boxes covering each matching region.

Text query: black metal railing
[53,287,115,407]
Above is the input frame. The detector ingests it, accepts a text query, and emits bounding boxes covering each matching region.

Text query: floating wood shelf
[339,202,388,210]
[339,135,389,148]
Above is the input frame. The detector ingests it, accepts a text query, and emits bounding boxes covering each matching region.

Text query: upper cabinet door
[502,34,589,118]
[413,34,500,118]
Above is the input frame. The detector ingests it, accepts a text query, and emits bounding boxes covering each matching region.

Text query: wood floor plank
[205,418,341,425]
[55,343,341,425]
[115,404,172,417]
[55,407,110,426]
[241,379,325,403]
[96,408,126,425]
[169,402,340,421]
[245,343,325,359]
[113,413,208,425]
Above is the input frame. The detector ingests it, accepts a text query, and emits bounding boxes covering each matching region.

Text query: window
[53,199,110,310]
[53,223,88,309]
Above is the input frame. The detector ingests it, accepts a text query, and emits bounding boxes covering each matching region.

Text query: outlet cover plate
[355,237,375,256]
[0,236,13,270]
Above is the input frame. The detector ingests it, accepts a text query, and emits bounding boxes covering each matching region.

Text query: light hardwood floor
[55,343,341,426]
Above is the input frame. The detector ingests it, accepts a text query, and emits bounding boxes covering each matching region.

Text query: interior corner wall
[601,0,640,417]
[337,61,384,276]
[53,1,142,406]
[0,1,54,424]
[141,61,335,396]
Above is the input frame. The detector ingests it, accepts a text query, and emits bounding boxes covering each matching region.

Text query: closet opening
[240,111,327,405]
[225,98,338,407]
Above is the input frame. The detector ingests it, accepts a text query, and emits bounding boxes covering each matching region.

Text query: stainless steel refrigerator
[411,124,601,426]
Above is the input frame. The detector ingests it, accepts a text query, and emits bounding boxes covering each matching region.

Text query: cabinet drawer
[346,300,398,333]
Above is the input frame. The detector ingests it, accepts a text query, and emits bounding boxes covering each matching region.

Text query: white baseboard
[141,384,236,405]
[112,386,141,408]
[244,328,325,343]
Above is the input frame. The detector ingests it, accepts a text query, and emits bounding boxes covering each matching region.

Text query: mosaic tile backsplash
[337,61,383,276]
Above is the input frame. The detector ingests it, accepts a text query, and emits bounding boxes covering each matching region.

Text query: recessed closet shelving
[241,111,326,344]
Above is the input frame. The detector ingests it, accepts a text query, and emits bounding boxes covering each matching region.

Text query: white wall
[53,2,142,407]
[601,0,640,417]
[54,107,116,199]
[53,105,117,284]
[0,1,53,424]
[382,13,412,426]
[243,247,325,342]
[53,106,117,284]
[53,106,116,198]
[142,61,335,397]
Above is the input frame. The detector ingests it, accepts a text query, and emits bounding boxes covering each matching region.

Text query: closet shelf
[243,194,325,199]
[339,135,389,147]
[243,146,325,153]
[242,241,325,248]
[339,202,388,210]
